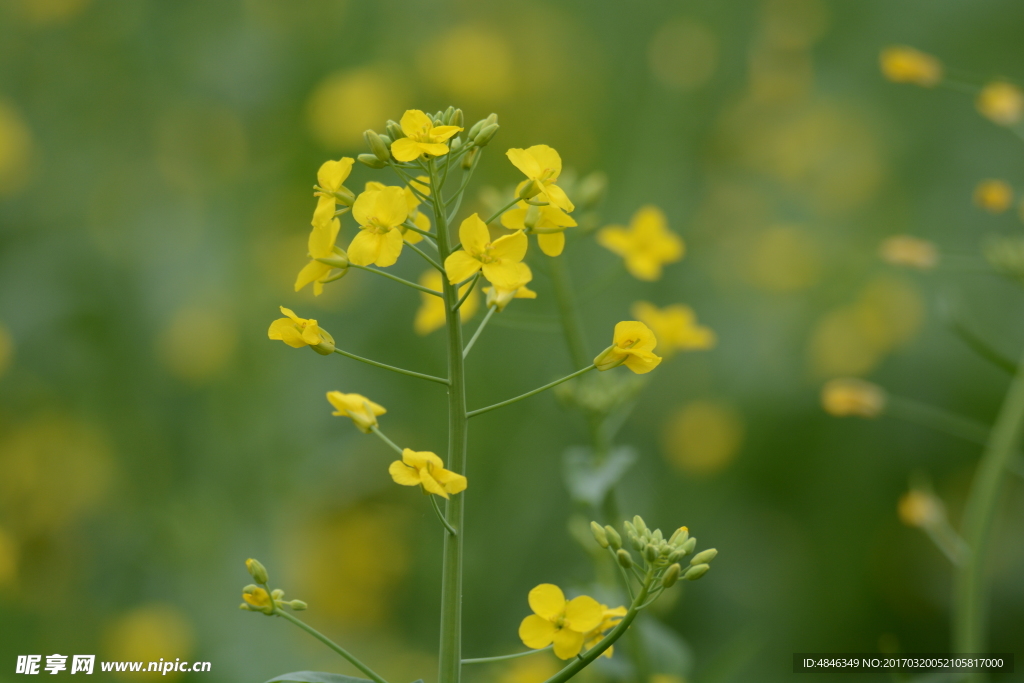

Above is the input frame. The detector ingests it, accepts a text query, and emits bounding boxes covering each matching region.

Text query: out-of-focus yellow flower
[103,604,194,681]
[388,449,467,499]
[582,605,628,658]
[976,82,1024,127]
[348,186,409,267]
[298,158,354,295]
[390,110,462,162]
[631,302,715,357]
[0,323,13,378]
[597,206,684,281]
[414,270,479,335]
[326,391,386,433]
[416,25,514,104]
[314,158,354,215]
[879,46,942,87]
[898,490,943,528]
[821,378,886,418]
[974,179,1014,213]
[501,202,577,256]
[484,265,537,312]
[663,401,744,476]
[366,177,431,244]
[268,306,334,350]
[879,235,938,270]
[242,586,274,613]
[444,214,530,289]
[306,68,404,150]
[157,306,238,383]
[506,145,575,212]
[595,321,662,374]
[519,584,604,660]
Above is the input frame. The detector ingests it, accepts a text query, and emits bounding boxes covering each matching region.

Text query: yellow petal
[348,229,383,267]
[624,351,663,374]
[312,194,336,228]
[416,142,450,157]
[564,595,603,633]
[434,468,468,495]
[429,125,463,142]
[539,205,577,228]
[352,189,378,227]
[418,469,449,498]
[444,251,482,284]
[506,147,542,179]
[414,295,446,335]
[374,186,410,228]
[390,138,423,163]
[308,216,340,258]
[501,206,528,231]
[295,260,332,293]
[541,182,575,213]
[490,230,528,262]
[525,144,563,180]
[400,109,433,138]
[389,460,422,487]
[374,228,405,268]
[528,584,566,620]
[280,306,301,322]
[596,226,631,255]
[317,158,354,192]
[537,232,565,257]
[552,627,585,660]
[625,255,663,281]
[613,321,657,352]
[459,213,491,255]
[482,261,528,290]
[519,615,557,649]
[301,322,323,346]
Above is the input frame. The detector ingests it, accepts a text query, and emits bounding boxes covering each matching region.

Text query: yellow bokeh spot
[879,46,942,87]
[651,675,689,683]
[156,306,238,383]
[417,25,514,104]
[0,415,114,536]
[307,67,406,150]
[0,100,35,196]
[648,19,718,91]
[746,225,822,292]
[879,235,938,270]
[897,490,941,528]
[0,323,13,378]
[663,401,744,476]
[976,81,1024,127]
[0,526,18,586]
[14,0,91,24]
[156,105,247,195]
[497,655,561,683]
[974,179,1013,214]
[103,604,195,680]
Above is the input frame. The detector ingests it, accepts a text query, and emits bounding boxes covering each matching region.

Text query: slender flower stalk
[467,365,596,418]
[274,610,390,683]
[332,348,449,385]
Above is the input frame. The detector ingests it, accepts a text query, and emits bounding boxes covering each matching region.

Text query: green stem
[430,494,458,536]
[370,425,403,455]
[484,196,521,225]
[453,273,480,311]
[948,318,1017,376]
[547,255,590,369]
[446,150,481,223]
[349,263,441,297]
[463,305,496,358]
[467,365,596,418]
[332,348,448,386]
[884,396,991,445]
[431,157,469,683]
[462,646,554,664]
[407,241,444,271]
[274,609,390,683]
[387,162,432,204]
[953,350,1024,680]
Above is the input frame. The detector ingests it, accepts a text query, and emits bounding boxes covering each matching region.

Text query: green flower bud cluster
[240,558,308,615]
[591,516,718,590]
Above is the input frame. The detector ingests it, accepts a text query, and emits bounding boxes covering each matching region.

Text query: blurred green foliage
[1,0,1022,682]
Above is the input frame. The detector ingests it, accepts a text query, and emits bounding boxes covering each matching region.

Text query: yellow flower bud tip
[661,563,681,588]
[616,549,633,569]
[821,378,887,418]
[590,521,610,548]
[898,490,943,528]
[669,526,689,545]
[245,558,269,584]
[604,525,622,550]
[977,81,1024,127]
[879,235,939,270]
[683,563,710,581]
[690,548,718,565]
[974,179,1014,213]
[879,46,943,87]
[389,448,467,499]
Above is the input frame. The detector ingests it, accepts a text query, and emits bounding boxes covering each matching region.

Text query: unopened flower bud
[616,549,633,569]
[485,113,498,125]
[518,178,543,201]
[623,521,637,536]
[311,338,336,356]
[364,130,391,162]
[670,526,689,546]
[633,516,648,534]
[652,529,663,543]
[358,153,386,169]
[668,549,685,563]
[316,250,350,270]
[594,345,626,371]
[659,543,672,556]
[386,120,404,140]
[643,544,658,563]
[629,533,644,551]
[466,119,486,140]
[690,548,718,565]
[474,123,499,147]
[680,537,696,555]
[604,525,622,550]
[442,106,455,125]
[289,600,308,611]
[461,148,478,170]
[662,563,681,588]
[450,137,463,151]
[590,521,609,548]
[452,109,464,128]
[246,558,269,584]
[683,563,710,581]
[271,588,285,600]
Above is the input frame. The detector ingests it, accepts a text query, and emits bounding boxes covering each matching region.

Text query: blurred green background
[1,0,1023,681]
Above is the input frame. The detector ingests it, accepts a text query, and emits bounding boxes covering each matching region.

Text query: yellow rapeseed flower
[597,206,684,281]
[390,110,462,162]
[443,213,530,289]
[484,265,536,312]
[414,270,479,335]
[267,306,334,351]
[879,235,938,270]
[326,391,386,433]
[388,448,467,499]
[366,177,432,244]
[519,584,604,660]
[897,490,943,528]
[349,186,409,267]
[632,302,715,357]
[976,82,1024,127]
[501,202,577,256]
[295,215,342,296]
[879,46,942,87]
[974,179,1013,213]
[506,145,575,213]
[582,605,628,658]
[595,321,663,374]
[242,585,274,614]
[820,378,886,418]
[313,157,355,226]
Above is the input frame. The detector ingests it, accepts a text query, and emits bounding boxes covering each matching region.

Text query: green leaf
[562,446,637,508]
[265,673,372,683]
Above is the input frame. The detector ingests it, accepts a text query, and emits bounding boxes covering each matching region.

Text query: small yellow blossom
[582,605,628,658]
[367,177,432,243]
[326,391,386,433]
[268,306,334,351]
[506,145,575,213]
[501,202,577,256]
[242,585,274,613]
[597,206,684,281]
[974,179,1013,213]
[388,449,467,499]
[295,216,342,296]
[821,378,886,418]
[879,235,938,270]
[444,213,530,288]
[519,584,604,660]
[414,270,479,335]
[313,158,355,225]
[390,110,462,162]
[349,186,409,267]
[595,321,663,374]
[484,265,536,312]
[632,302,715,357]
[898,490,943,528]
[879,46,942,87]
[976,82,1024,127]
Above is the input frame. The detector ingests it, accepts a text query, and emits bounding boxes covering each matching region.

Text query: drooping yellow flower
[597,206,684,281]
[326,391,386,433]
[443,213,530,288]
[897,490,943,528]
[267,306,334,351]
[582,605,628,658]
[976,82,1024,127]
[414,270,479,335]
[390,110,462,162]
[974,179,1013,213]
[501,202,577,256]
[518,584,604,660]
[632,302,715,357]
[242,585,274,614]
[349,186,409,267]
[506,145,575,213]
[595,321,662,374]
[313,158,355,225]
[366,177,432,244]
[295,216,342,296]
[821,378,886,418]
[879,235,938,270]
[388,449,467,499]
[879,46,942,87]
[483,264,536,311]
